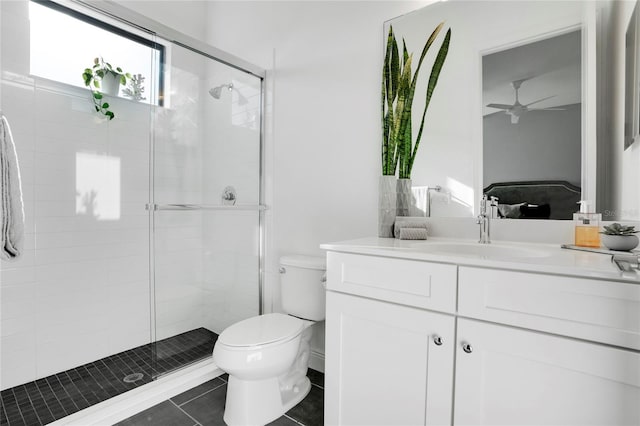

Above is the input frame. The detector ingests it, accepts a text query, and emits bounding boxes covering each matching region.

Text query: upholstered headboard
[483,180,581,220]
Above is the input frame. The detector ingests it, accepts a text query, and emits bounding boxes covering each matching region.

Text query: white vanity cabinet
[324,252,457,426]
[323,247,640,426]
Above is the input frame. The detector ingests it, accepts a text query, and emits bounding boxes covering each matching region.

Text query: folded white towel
[394,217,428,238]
[398,228,428,240]
[1,114,25,261]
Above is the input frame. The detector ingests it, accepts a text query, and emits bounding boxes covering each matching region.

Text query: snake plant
[381,23,451,178]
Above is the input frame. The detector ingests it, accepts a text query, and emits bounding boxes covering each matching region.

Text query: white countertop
[320,237,640,284]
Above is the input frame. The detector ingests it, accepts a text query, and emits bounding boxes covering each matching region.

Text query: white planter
[396,178,412,217]
[378,175,397,238]
[101,73,121,96]
[601,234,639,251]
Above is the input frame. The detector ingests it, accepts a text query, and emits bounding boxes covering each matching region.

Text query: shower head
[209,83,233,99]
[208,82,249,105]
[209,86,222,99]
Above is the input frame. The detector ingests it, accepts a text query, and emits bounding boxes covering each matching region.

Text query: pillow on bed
[498,203,525,219]
[520,203,551,219]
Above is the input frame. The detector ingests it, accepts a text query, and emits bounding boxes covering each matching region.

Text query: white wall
[116,0,207,41]
[604,0,640,221]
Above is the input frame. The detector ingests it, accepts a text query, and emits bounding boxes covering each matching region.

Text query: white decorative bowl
[601,234,639,251]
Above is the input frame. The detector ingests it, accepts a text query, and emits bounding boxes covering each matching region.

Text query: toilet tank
[280,255,326,321]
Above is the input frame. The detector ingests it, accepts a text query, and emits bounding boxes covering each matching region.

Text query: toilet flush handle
[279,266,286,274]
[321,273,327,289]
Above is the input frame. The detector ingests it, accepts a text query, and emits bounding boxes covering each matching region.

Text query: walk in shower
[0,1,264,424]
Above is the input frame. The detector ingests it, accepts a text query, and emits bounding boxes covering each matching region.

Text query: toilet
[212,255,326,426]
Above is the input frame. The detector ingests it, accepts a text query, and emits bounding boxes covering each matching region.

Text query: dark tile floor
[115,369,325,426]
[0,328,217,426]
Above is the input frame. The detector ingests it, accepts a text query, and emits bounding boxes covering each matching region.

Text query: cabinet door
[325,291,455,426]
[454,319,640,425]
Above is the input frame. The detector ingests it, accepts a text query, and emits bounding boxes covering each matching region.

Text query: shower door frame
[73,0,268,366]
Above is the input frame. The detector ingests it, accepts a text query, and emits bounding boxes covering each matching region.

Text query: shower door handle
[148,203,268,211]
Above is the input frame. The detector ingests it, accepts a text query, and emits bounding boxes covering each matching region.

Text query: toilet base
[218,322,316,426]
[223,375,311,426]
[282,375,311,413]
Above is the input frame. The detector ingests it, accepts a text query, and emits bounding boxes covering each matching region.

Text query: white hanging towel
[0,113,25,260]
[410,186,428,217]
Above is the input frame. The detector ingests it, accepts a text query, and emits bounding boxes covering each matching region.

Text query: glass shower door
[150,42,263,376]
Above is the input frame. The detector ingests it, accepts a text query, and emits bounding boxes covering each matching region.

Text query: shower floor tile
[0,328,217,426]
[115,368,325,426]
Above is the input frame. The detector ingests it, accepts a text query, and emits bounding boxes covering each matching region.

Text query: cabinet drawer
[327,252,457,313]
[459,267,640,350]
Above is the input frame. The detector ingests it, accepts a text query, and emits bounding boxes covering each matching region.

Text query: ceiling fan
[486,78,563,124]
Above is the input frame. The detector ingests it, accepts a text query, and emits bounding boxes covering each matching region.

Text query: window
[29,0,164,104]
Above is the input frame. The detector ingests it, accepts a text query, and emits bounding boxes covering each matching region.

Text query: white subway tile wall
[1,1,262,391]
[0,74,154,388]
[0,1,154,389]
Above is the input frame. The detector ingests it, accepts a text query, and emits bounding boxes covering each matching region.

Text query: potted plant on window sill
[82,57,132,120]
[600,223,639,251]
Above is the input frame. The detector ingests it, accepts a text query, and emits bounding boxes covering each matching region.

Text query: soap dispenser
[574,200,601,248]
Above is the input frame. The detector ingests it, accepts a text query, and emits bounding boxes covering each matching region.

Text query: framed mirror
[383,0,640,221]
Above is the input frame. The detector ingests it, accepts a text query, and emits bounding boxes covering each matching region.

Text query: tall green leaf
[382,26,401,175]
[395,54,413,177]
[409,28,451,175]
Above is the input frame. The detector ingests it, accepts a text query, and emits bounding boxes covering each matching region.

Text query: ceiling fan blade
[528,107,566,111]
[486,103,513,110]
[525,95,556,107]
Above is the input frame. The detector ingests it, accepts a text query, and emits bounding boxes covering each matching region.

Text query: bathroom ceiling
[482,29,582,116]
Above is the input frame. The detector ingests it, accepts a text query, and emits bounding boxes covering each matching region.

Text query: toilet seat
[218,313,303,348]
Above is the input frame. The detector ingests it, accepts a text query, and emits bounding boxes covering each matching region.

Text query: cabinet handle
[462,342,473,354]
[433,335,443,346]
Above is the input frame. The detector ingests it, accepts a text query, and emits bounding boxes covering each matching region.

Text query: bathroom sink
[416,242,551,259]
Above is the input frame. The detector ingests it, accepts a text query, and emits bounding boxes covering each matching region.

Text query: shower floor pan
[0,327,218,426]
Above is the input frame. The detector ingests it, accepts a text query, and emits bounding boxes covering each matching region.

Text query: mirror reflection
[386,0,640,221]
[482,30,582,220]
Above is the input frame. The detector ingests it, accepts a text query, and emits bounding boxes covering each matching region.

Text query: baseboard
[49,359,222,426]
[309,349,325,373]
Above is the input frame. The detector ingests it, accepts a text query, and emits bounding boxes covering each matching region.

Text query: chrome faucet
[477,195,498,244]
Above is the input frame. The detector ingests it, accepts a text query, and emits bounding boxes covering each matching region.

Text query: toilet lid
[218,313,304,347]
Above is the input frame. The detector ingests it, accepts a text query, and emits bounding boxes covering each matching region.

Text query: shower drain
[123,373,144,383]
